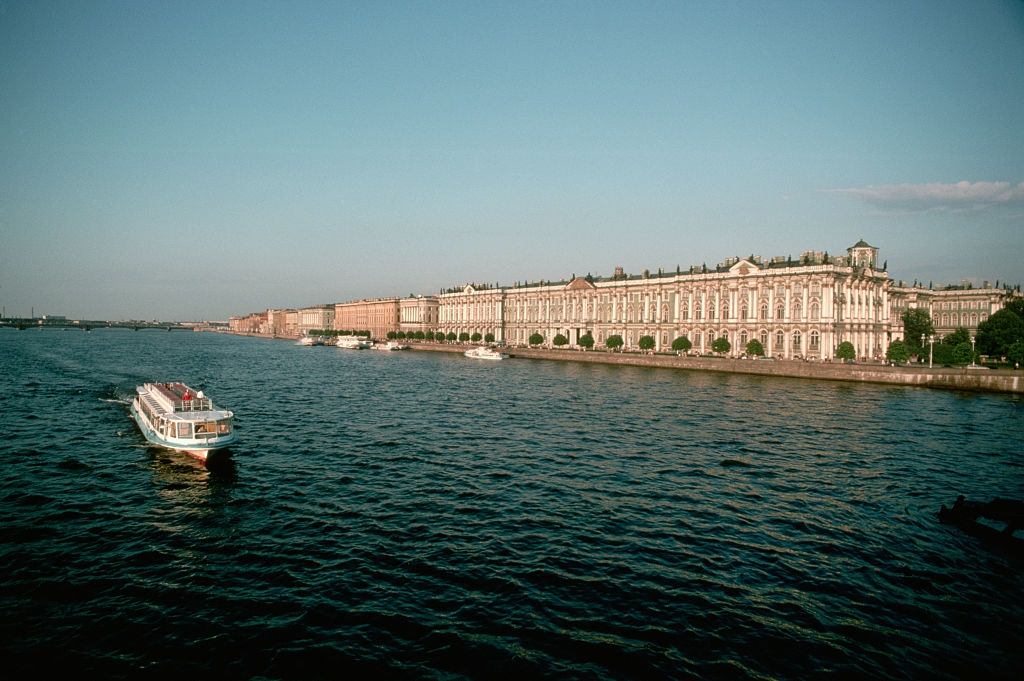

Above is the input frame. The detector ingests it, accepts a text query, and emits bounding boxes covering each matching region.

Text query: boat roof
[138,382,229,417]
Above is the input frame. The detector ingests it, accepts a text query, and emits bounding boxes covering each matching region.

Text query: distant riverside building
[229,311,266,334]
[889,283,1010,342]
[334,298,400,339]
[266,308,292,336]
[285,310,299,337]
[399,296,439,336]
[297,305,335,335]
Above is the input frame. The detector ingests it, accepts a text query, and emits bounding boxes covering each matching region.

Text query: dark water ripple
[1,328,1022,679]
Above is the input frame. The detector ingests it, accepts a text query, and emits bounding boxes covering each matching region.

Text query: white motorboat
[374,341,409,351]
[464,346,507,360]
[336,336,372,349]
[130,382,237,461]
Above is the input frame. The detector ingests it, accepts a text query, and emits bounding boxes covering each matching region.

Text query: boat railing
[174,398,213,412]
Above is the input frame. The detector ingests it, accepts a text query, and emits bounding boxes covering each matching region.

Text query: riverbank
[414,343,1024,394]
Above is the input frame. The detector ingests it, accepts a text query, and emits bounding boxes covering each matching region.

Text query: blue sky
[2,0,1022,320]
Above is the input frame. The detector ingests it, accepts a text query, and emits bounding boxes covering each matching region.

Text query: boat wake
[99,384,134,405]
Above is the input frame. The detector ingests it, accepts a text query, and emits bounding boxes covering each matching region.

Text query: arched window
[722,303,730,320]
[793,330,802,350]
[707,330,715,345]
[708,304,716,320]
[681,304,689,321]
[776,305,785,320]
[661,304,669,322]
[810,302,820,321]
[741,305,749,319]
[760,330,768,346]
[775,330,784,349]
[740,330,748,346]
[810,330,820,350]
[761,304,769,320]
[791,303,802,321]
[695,304,702,320]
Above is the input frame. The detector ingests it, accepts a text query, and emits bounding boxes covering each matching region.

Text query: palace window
[760,304,769,320]
[722,303,730,320]
[740,330,748,346]
[791,301,802,321]
[810,331,820,350]
[810,302,820,321]
[776,305,785,320]
[775,330,783,348]
[793,331,802,350]
[709,304,716,320]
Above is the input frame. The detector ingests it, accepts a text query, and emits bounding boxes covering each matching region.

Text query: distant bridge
[0,318,198,332]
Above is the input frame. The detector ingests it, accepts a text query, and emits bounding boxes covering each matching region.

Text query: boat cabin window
[177,423,192,438]
[217,421,231,434]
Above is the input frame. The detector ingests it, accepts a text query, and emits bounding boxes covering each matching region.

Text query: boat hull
[130,400,237,461]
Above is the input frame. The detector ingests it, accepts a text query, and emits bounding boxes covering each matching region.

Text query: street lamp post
[928,334,934,369]
[971,335,977,367]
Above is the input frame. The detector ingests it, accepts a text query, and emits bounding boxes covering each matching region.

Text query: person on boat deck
[183,391,191,401]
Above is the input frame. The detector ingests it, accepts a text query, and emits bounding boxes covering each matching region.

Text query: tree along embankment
[413,343,1023,394]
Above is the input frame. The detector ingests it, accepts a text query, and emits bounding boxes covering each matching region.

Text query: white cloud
[831,181,1024,212]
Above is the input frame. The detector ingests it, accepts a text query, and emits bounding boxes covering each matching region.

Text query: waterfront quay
[411,343,1024,394]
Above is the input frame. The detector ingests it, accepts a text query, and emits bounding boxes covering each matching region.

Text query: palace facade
[437,240,893,360]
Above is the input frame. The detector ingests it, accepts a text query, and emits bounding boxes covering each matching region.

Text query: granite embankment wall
[217,333,1022,394]
[413,344,1023,394]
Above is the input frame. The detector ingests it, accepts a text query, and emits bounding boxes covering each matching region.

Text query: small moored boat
[464,346,507,361]
[374,341,409,351]
[131,382,237,460]
[336,336,372,349]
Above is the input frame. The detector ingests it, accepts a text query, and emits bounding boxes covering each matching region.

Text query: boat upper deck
[141,382,217,415]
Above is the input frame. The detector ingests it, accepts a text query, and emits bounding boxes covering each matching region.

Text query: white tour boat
[464,346,507,361]
[297,335,320,346]
[336,336,372,349]
[130,382,237,460]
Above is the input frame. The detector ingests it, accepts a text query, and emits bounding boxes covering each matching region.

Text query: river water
[1,328,1021,679]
